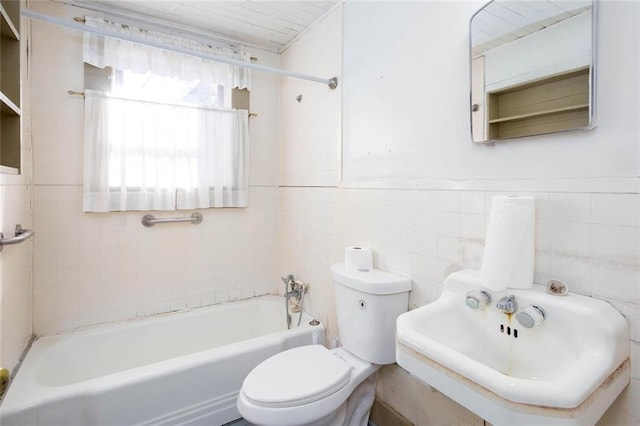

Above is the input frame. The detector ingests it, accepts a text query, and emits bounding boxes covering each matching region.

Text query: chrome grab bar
[141,212,203,227]
[0,224,35,251]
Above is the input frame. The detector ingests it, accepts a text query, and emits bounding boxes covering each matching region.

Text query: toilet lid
[242,345,351,408]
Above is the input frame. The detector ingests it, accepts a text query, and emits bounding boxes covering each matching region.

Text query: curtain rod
[21,10,339,90]
[72,16,260,63]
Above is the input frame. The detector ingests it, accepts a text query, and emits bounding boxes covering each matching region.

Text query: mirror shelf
[470,0,596,143]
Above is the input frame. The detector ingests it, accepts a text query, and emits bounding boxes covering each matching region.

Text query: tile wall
[278,185,640,424]
[278,4,639,425]
[28,0,281,335]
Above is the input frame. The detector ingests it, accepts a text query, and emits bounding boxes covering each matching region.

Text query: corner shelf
[487,68,590,140]
[0,0,21,172]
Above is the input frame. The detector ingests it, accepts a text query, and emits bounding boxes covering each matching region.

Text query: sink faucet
[496,295,518,314]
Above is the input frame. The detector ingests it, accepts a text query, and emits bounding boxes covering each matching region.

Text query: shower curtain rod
[21,10,339,90]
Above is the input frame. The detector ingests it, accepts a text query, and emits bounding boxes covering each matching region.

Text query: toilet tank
[331,263,411,365]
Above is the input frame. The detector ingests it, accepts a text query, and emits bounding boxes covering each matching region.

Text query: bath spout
[283,276,306,329]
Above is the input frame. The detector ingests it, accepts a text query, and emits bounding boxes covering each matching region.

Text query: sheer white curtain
[82,17,250,212]
[83,17,251,91]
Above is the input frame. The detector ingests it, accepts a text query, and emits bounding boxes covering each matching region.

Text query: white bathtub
[0,295,324,426]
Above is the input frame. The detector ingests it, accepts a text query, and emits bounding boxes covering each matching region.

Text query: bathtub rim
[0,294,323,417]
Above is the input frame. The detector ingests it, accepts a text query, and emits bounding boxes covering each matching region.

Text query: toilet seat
[241,345,351,408]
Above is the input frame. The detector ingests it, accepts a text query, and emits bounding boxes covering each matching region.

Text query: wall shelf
[0,0,21,172]
[488,104,589,124]
[487,68,590,140]
[0,2,19,40]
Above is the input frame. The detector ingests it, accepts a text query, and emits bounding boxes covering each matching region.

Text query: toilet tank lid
[331,263,411,295]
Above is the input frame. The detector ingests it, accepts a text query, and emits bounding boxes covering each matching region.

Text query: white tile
[418,208,438,233]
[592,261,640,304]
[592,194,640,227]
[418,191,438,211]
[533,251,551,285]
[460,191,486,214]
[535,220,552,251]
[591,225,640,265]
[550,221,591,258]
[438,236,461,263]
[438,211,460,237]
[438,191,461,212]
[418,232,438,257]
[531,192,552,220]
[417,255,438,282]
[550,193,592,223]
[460,213,485,240]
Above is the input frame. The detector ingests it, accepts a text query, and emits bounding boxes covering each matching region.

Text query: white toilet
[237,263,411,426]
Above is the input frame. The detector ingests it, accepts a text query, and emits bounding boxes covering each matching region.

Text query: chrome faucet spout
[496,295,518,314]
[281,274,295,286]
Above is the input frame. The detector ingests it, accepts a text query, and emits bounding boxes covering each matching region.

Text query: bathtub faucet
[282,274,306,329]
[281,274,295,289]
[283,274,304,300]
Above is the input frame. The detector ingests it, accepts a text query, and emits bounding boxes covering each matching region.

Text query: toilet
[237,263,411,426]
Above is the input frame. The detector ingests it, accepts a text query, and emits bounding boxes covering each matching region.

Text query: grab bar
[0,224,35,251]
[141,212,203,227]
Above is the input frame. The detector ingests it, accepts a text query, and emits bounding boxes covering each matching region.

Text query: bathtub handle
[0,224,35,251]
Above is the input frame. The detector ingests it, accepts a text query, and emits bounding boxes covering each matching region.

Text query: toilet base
[276,373,377,426]
[341,373,376,426]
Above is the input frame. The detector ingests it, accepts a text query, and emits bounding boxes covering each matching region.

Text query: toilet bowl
[237,263,411,426]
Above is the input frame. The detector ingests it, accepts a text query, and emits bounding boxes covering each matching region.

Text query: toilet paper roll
[480,196,535,291]
[345,246,373,271]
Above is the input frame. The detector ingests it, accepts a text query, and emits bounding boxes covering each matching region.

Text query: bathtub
[0,295,324,426]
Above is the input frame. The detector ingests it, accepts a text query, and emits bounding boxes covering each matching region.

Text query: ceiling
[70,1,339,53]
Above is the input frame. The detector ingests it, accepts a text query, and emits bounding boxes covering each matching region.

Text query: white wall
[28,1,281,335]
[279,1,640,424]
[342,1,639,182]
[0,1,33,372]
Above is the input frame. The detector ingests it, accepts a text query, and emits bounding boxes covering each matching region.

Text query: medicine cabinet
[470,0,596,143]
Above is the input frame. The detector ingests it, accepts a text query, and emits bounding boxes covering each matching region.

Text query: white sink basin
[396,270,630,425]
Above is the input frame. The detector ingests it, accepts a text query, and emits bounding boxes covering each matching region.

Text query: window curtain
[82,17,250,212]
[84,90,249,211]
[83,17,251,90]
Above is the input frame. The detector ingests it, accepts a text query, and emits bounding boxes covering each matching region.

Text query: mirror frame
[469,0,597,144]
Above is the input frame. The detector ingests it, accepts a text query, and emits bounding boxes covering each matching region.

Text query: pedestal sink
[396,270,629,426]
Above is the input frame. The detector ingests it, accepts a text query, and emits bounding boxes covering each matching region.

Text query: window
[82,17,251,212]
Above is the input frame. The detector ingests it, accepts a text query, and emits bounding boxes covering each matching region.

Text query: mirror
[470,0,596,143]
